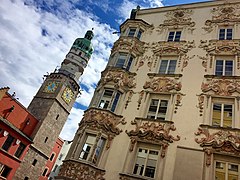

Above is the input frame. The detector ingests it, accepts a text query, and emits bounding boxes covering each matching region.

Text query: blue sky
[0,0,210,140]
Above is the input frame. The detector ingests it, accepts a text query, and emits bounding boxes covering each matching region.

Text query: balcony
[98,67,136,91]
[126,117,180,158]
[195,124,240,166]
[111,36,145,57]
[57,159,105,180]
[201,75,240,96]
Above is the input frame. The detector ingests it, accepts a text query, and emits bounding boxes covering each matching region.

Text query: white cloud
[144,0,164,8]
[0,0,118,140]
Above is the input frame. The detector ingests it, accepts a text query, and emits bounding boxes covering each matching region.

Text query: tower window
[50,153,55,161]
[32,159,37,166]
[42,168,48,176]
[44,137,48,143]
[2,135,14,151]
[56,114,59,120]
[24,177,29,180]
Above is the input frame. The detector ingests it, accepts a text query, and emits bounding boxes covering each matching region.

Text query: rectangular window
[50,153,55,161]
[215,60,233,76]
[42,168,48,176]
[168,31,181,42]
[79,135,106,164]
[98,89,121,112]
[212,103,233,128]
[147,99,168,120]
[133,148,159,178]
[0,164,11,178]
[115,53,133,71]
[2,135,14,151]
[14,143,26,158]
[219,28,233,40]
[215,161,239,180]
[159,60,177,74]
[137,29,143,39]
[128,28,136,37]
[53,165,58,172]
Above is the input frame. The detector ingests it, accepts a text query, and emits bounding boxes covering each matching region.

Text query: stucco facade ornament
[111,36,145,57]
[174,94,183,113]
[100,68,136,90]
[197,55,209,72]
[196,94,204,116]
[157,8,195,33]
[79,108,126,149]
[180,54,195,72]
[203,4,240,33]
[151,40,195,55]
[199,39,240,54]
[126,119,180,157]
[58,159,105,180]
[125,90,134,109]
[195,126,240,166]
[137,90,145,110]
[143,77,182,92]
[201,78,240,96]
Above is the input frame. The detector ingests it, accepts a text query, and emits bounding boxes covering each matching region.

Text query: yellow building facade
[57,0,240,179]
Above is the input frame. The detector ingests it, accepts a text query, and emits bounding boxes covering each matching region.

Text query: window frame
[98,89,121,112]
[215,59,234,76]
[214,160,240,180]
[218,28,233,40]
[126,27,143,40]
[14,142,26,158]
[211,98,234,128]
[115,53,134,71]
[158,59,177,74]
[167,31,182,42]
[132,147,160,179]
[2,135,14,152]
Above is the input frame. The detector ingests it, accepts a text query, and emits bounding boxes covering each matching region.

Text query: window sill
[0,148,22,163]
[119,173,155,180]
[204,75,240,79]
[199,124,240,131]
[147,73,182,78]
[135,117,174,124]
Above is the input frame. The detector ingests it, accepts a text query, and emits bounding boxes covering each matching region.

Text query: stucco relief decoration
[151,40,195,56]
[125,90,134,109]
[201,78,240,96]
[157,8,195,33]
[197,55,209,72]
[203,4,240,33]
[174,94,183,113]
[79,108,126,149]
[180,54,195,72]
[100,68,136,90]
[199,39,240,54]
[111,36,145,56]
[137,90,145,110]
[58,160,105,180]
[126,119,180,157]
[196,94,205,116]
[143,77,182,92]
[195,127,240,166]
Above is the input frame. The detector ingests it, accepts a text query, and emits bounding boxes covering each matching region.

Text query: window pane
[80,135,96,160]
[157,100,168,120]
[219,29,225,40]
[111,92,120,112]
[126,56,133,71]
[215,161,226,180]
[128,28,136,37]
[14,143,26,158]
[92,138,106,164]
[147,99,159,119]
[137,30,143,39]
[223,104,232,128]
[168,32,175,42]
[116,54,127,68]
[2,135,14,151]
[215,60,223,75]
[174,31,181,42]
[225,61,233,76]
[159,60,168,74]
[167,60,177,74]
[212,103,221,127]
[227,29,233,40]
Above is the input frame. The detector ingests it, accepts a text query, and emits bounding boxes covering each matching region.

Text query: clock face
[62,87,74,104]
[44,81,59,93]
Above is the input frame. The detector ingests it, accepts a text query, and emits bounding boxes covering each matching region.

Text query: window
[159,60,177,74]
[14,143,26,158]
[219,28,233,40]
[98,89,121,112]
[212,103,233,128]
[215,161,239,180]
[147,99,168,120]
[2,135,14,151]
[168,31,181,42]
[53,165,58,172]
[115,53,133,71]
[50,153,55,161]
[42,168,48,176]
[128,28,136,37]
[44,137,48,143]
[0,164,11,178]
[24,177,29,180]
[137,29,143,39]
[79,134,106,164]
[58,153,63,160]
[215,60,233,76]
[133,148,159,178]
[32,159,37,166]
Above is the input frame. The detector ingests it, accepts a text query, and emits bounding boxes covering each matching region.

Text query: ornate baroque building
[13,30,94,179]
[58,1,240,180]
